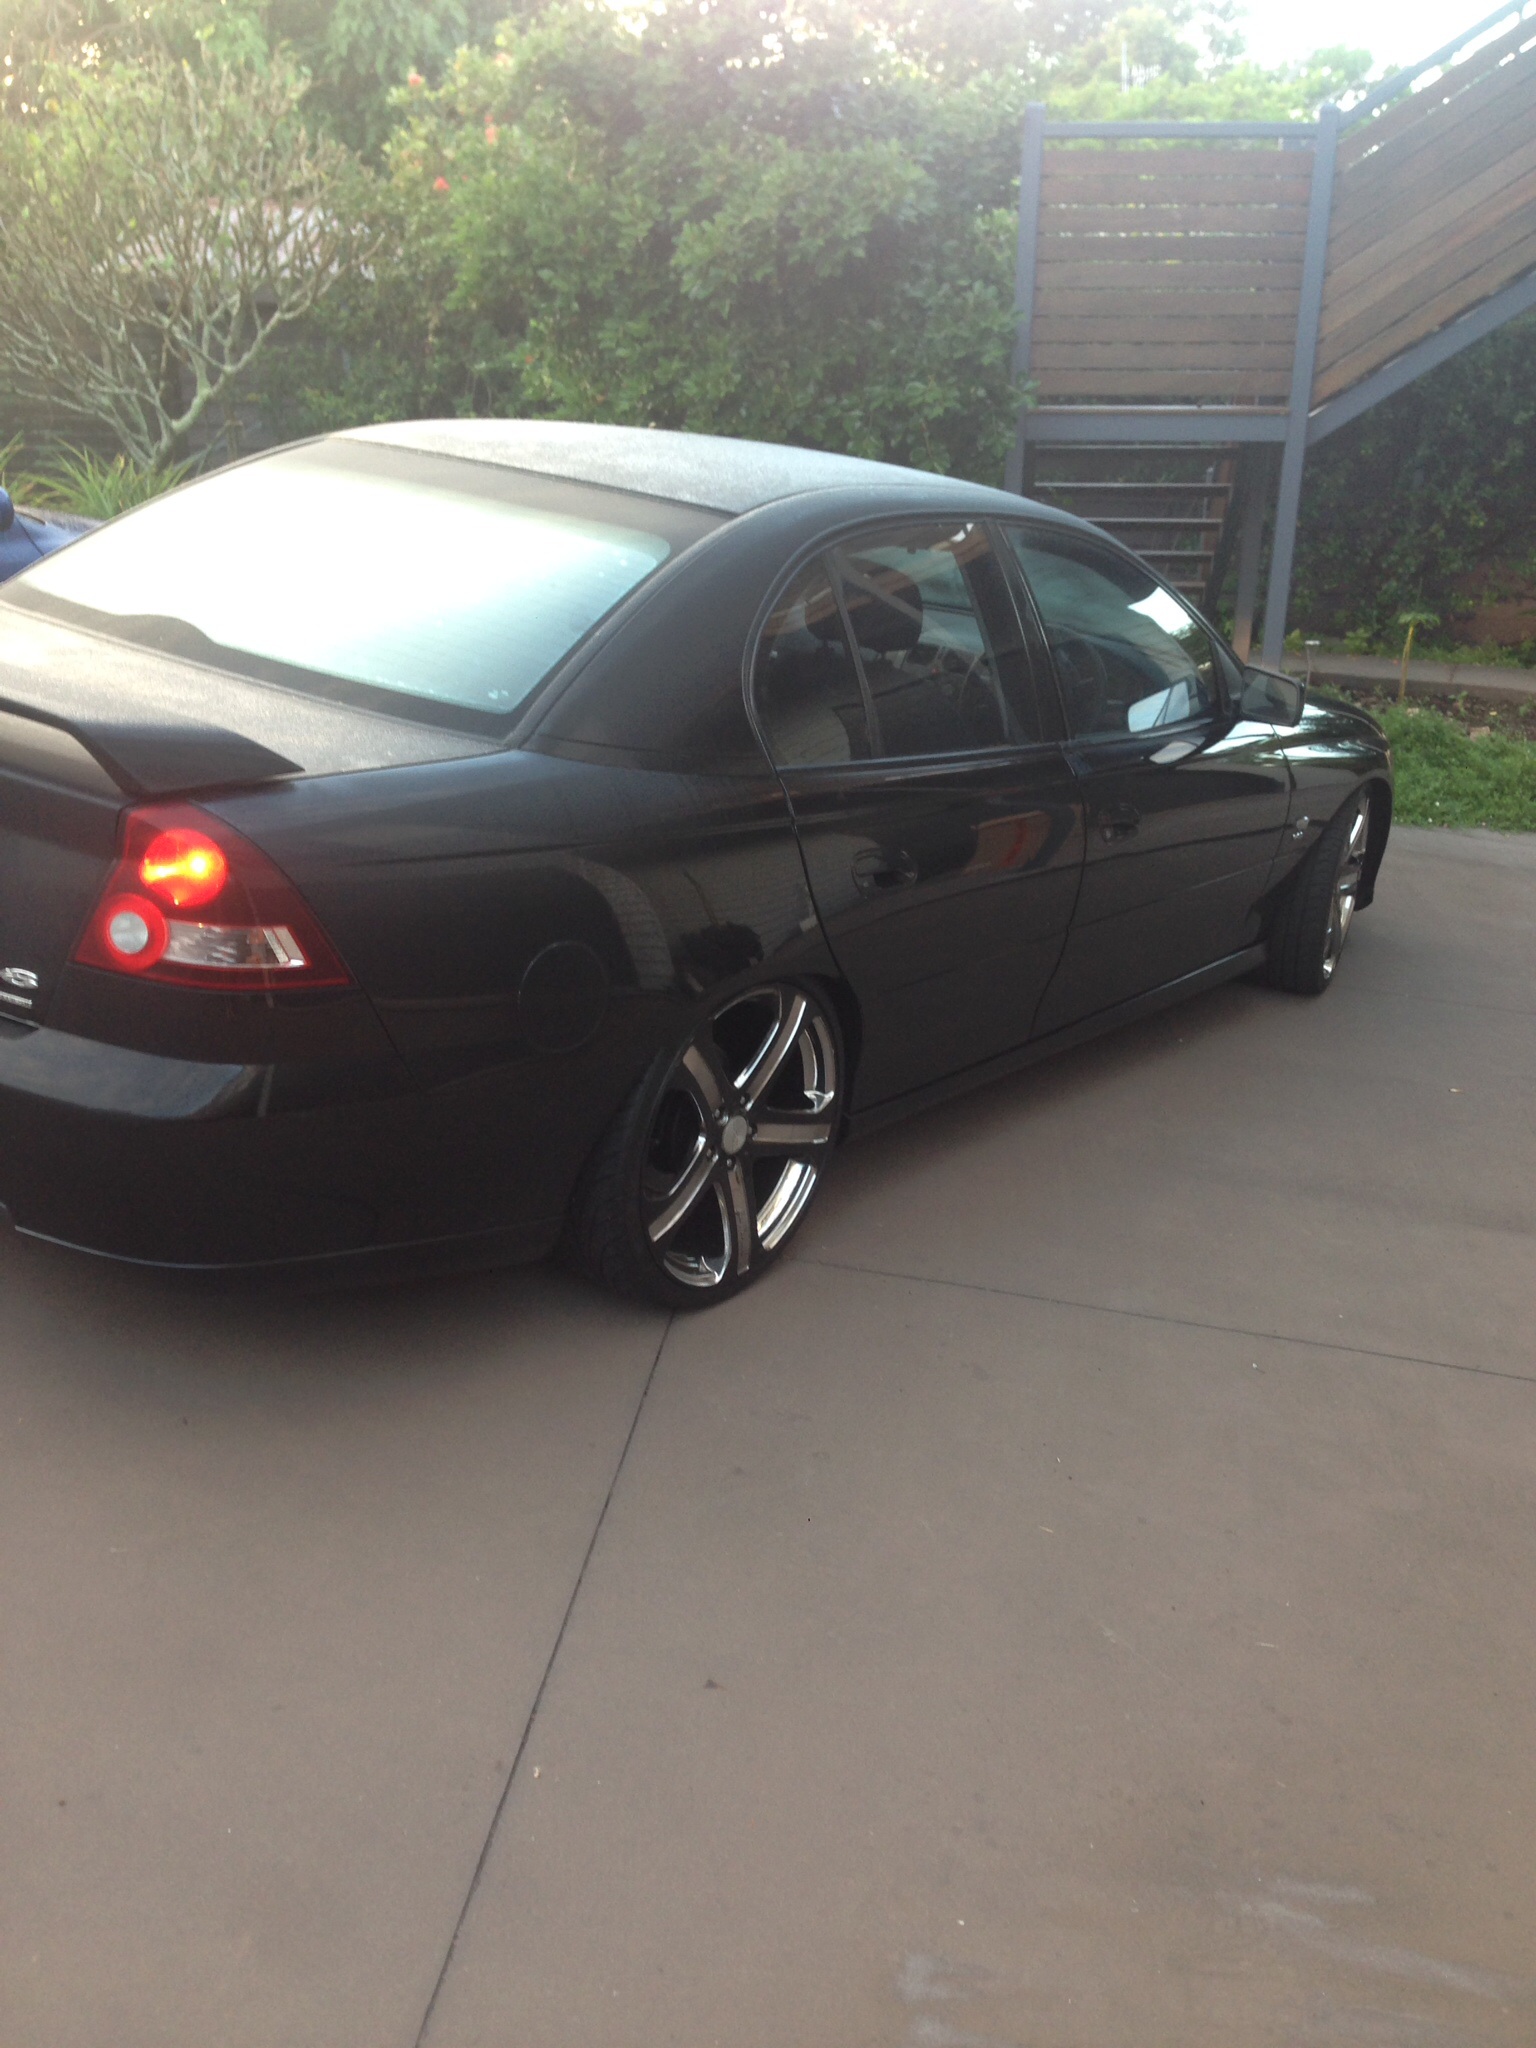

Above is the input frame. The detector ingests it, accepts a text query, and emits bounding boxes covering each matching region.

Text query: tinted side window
[754,563,873,767]
[832,523,1046,758]
[1006,528,1221,739]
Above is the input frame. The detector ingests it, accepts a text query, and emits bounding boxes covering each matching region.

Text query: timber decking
[1023,16,1536,415]
[1315,18,1536,400]
[1032,145,1309,405]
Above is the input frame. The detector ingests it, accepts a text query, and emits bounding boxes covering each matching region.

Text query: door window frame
[997,519,1245,748]
[747,516,1067,775]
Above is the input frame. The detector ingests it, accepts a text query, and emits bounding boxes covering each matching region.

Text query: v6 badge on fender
[0,965,38,1009]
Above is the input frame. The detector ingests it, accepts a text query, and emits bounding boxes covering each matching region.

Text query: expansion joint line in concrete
[413,1311,675,2047]
[799,1257,1536,1389]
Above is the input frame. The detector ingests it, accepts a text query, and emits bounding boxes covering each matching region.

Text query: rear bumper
[0,1021,567,1272]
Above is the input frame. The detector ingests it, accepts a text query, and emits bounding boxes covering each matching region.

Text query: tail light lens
[74,803,351,990]
[138,827,229,908]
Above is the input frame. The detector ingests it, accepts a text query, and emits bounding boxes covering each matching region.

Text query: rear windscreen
[8,438,723,732]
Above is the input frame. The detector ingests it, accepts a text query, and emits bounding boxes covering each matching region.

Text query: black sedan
[0,423,1391,1303]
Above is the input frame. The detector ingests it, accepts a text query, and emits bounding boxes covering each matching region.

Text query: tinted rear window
[9,439,722,733]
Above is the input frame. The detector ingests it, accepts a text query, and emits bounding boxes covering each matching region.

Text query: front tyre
[570,982,843,1307]
[1266,791,1371,995]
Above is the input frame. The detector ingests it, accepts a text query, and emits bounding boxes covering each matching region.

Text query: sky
[1236,0,1530,72]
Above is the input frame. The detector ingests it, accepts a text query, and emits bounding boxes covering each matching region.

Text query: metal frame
[1007,7,1536,662]
[1259,103,1338,664]
[1043,119,1314,138]
[1022,410,1288,445]
[1229,473,1268,662]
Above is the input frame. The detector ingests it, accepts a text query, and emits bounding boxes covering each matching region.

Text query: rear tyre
[1266,791,1371,995]
[569,981,843,1308]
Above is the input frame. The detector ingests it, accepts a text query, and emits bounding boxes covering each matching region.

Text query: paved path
[3,826,1534,2048]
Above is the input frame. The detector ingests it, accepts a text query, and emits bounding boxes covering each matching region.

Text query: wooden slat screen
[1031,144,1312,402]
[1315,23,1536,401]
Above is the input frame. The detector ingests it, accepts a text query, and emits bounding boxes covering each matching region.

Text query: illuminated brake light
[139,828,229,908]
[74,803,351,990]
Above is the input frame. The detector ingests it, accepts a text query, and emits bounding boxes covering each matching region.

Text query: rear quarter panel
[208,748,832,1249]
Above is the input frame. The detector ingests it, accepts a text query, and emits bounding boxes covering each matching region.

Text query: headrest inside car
[812,566,924,656]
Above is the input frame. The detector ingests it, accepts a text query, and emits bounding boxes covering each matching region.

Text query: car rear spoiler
[0,690,302,796]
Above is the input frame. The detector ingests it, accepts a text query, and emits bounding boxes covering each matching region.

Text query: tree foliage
[0,47,373,465]
[0,0,491,147]
[1292,313,1536,648]
[252,0,1368,482]
[409,1,1027,474]
[16,0,1523,643]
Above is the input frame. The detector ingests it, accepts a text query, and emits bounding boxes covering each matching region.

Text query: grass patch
[1377,704,1536,831]
[5,446,193,519]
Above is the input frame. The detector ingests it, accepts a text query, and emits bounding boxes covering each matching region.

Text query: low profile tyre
[570,981,843,1307]
[1266,790,1371,995]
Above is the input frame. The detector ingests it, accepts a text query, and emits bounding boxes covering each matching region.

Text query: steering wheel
[957,658,1008,747]
[1050,632,1111,731]
[938,648,1008,748]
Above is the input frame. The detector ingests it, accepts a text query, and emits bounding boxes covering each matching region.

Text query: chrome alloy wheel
[1323,797,1370,982]
[640,985,839,1290]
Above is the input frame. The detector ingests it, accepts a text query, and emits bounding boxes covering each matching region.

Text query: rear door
[1000,524,1291,1034]
[753,520,1084,1111]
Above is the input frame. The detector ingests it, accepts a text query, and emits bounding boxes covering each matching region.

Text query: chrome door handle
[852,846,918,893]
[1095,801,1140,843]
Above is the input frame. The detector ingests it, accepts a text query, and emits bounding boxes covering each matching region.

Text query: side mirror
[0,487,13,535]
[1239,664,1305,725]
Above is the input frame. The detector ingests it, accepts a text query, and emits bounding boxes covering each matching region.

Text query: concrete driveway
[3,824,1533,2048]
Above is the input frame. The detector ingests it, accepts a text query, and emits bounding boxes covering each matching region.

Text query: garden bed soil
[1321,680,1536,744]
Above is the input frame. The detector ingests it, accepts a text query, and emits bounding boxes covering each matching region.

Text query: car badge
[0,966,39,1008]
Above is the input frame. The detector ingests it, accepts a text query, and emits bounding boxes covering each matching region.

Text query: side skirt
[846,944,1267,1141]
[6,1209,562,1284]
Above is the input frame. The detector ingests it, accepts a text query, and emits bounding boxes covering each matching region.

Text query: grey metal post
[1231,459,1269,663]
[1007,415,1031,500]
[1260,103,1339,665]
[1004,103,1047,494]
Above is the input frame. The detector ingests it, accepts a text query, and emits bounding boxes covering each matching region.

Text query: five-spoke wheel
[1267,789,1374,996]
[1322,796,1370,984]
[571,982,843,1305]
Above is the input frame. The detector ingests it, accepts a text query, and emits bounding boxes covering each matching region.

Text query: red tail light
[138,827,229,908]
[74,803,352,990]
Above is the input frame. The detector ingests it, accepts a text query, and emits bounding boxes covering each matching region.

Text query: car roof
[343,419,1037,519]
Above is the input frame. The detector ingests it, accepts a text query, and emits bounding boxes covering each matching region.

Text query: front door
[1000,523,1292,1035]
[752,521,1085,1110]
